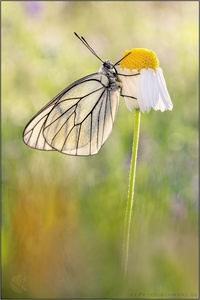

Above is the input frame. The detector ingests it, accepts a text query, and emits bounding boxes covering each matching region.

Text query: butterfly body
[100,60,122,89]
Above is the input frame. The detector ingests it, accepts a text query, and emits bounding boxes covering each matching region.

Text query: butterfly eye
[104,60,114,69]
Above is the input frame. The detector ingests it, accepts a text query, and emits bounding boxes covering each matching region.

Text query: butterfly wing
[23,73,120,155]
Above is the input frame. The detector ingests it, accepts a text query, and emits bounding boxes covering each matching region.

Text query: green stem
[123,109,141,280]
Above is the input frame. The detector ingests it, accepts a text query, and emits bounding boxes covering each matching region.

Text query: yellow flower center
[120,48,159,71]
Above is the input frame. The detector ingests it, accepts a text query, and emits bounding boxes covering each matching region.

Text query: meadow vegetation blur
[2,1,198,298]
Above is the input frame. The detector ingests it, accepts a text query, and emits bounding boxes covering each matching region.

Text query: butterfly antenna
[74,32,104,63]
[114,52,131,66]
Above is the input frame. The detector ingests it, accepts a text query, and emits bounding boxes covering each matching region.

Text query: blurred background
[2,1,198,298]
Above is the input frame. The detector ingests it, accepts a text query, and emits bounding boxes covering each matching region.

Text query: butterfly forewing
[23,73,120,155]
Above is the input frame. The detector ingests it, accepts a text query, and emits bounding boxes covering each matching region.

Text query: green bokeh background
[2,1,198,298]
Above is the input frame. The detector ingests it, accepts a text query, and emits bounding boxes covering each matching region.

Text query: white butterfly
[23,33,138,156]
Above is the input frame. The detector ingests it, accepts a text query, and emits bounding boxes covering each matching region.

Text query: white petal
[137,69,150,113]
[124,96,139,111]
[119,68,139,111]
[147,69,157,109]
[156,68,173,110]
[136,70,144,112]
[143,69,153,113]
[152,71,160,108]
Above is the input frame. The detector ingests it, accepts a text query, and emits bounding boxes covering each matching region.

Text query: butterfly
[23,33,138,156]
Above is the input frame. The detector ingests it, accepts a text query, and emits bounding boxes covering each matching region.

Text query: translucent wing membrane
[23,73,120,155]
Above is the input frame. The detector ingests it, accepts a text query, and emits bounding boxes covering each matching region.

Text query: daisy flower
[118,48,173,113]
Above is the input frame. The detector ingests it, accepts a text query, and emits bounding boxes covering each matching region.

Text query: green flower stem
[123,109,141,280]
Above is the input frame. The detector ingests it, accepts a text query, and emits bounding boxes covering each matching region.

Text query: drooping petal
[156,68,173,110]
[146,69,156,109]
[136,69,145,113]
[143,69,153,113]
[137,69,152,113]
[119,68,139,111]
[152,69,160,108]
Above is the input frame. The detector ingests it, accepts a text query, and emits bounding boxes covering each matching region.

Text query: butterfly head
[100,60,118,77]
[103,60,114,69]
